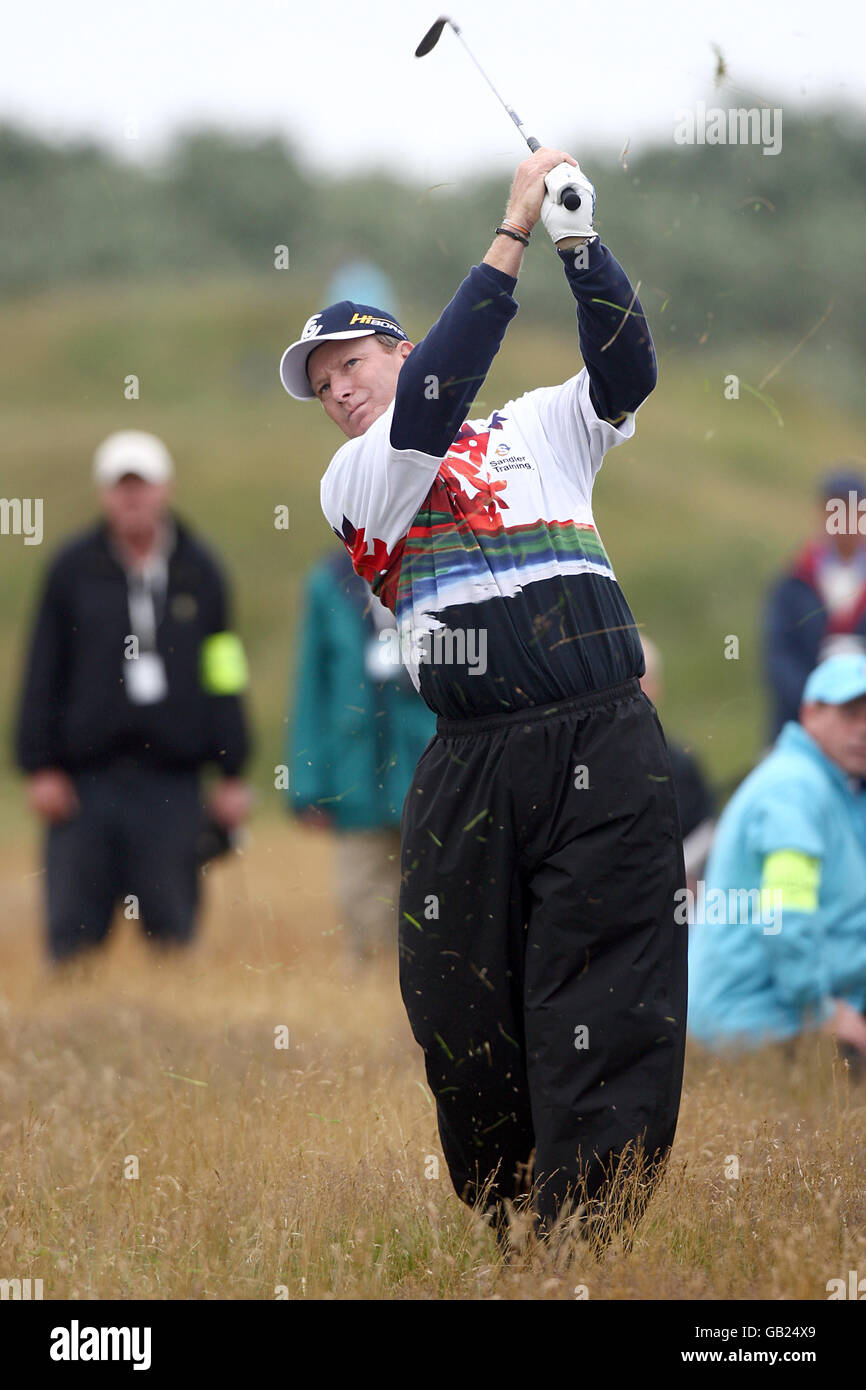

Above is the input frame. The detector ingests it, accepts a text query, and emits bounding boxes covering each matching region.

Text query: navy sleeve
[390,262,519,455]
[557,241,657,423]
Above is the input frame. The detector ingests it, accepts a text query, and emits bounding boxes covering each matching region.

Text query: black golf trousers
[398,678,688,1235]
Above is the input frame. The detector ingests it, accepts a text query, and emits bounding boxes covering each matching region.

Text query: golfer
[280,149,687,1247]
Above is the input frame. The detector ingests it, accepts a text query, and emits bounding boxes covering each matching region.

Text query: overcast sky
[2,0,864,182]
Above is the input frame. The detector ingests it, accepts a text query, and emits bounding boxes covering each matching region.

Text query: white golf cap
[93,431,174,486]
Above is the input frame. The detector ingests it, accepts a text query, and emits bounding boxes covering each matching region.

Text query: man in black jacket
[15,430,252,962]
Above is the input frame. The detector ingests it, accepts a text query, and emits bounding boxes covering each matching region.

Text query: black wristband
[494,224,530,248]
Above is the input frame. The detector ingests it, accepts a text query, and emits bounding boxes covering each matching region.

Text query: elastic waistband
[435,678,643,737]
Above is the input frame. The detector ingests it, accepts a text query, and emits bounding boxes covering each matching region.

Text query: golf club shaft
[449,26,539,153]
[416,17,581,213]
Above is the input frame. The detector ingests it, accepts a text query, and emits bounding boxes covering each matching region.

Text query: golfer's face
[307,337,411,439]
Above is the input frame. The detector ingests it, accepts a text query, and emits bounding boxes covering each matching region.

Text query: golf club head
[415,16,455,58]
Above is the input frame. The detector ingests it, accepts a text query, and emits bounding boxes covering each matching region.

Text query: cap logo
[301,314,323,341]
[349,312,402,334]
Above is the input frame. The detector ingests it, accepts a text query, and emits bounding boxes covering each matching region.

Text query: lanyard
[111,522,172,650]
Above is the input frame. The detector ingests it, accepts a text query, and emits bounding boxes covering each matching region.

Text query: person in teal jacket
[286,547,436,961]
[688,653,866,1052]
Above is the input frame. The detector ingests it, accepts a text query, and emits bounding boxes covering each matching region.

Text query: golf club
[415,15,582,211]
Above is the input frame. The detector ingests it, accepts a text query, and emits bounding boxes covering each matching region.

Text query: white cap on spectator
[93,431,174,486]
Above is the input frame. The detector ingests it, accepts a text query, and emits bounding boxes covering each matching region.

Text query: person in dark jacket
[286,547,436,962]
[15,430,252,963]
[765,467,866,741]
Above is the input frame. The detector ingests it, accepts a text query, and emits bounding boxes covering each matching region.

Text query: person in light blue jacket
[688,653,866,1052]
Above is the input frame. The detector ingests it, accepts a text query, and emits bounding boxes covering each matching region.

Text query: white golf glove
[540,161,597,244]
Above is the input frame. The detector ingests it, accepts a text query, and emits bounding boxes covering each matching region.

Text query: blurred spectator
[14,431,252,964]
[688,653,866,1052]
[286,547,435,963]
[639,636,715,891]
[765,466,866,740]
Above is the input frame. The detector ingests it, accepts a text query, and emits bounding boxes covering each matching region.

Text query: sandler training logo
[491,442,532,472]
[674,102,782,156]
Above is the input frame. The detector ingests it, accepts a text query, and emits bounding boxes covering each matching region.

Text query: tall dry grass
[1,819,863,1300]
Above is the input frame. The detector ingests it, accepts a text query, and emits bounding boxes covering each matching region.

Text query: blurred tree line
[1,102,863,402]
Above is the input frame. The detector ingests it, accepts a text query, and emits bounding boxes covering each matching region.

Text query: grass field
[1,274,865,1302]
[2,818,864,1302]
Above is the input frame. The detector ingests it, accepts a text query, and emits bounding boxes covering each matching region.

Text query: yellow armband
[760,849,821,915]
[200,631,248,695]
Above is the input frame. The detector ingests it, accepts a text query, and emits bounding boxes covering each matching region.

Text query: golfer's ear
[400,341,414,361]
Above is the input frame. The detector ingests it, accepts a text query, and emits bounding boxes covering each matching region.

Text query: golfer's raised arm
[559,243,658,425]
[390,149,576,458]
[389,264,518,456]
[503,145,657,427]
